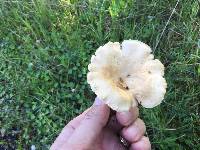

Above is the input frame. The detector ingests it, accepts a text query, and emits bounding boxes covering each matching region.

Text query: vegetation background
[0,0,199,149]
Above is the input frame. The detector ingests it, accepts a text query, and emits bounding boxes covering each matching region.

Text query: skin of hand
[50,98,151,150]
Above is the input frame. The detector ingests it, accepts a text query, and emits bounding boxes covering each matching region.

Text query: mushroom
[87,40,167,112]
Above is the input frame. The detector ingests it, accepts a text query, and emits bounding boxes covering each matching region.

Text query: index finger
[116,107,139,126]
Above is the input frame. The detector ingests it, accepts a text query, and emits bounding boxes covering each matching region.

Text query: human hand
[51,98,151,150]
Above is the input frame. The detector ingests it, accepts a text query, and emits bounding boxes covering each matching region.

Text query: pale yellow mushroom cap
[87,40,167,112]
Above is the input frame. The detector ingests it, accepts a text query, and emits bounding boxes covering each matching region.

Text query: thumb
[65,98,110,148]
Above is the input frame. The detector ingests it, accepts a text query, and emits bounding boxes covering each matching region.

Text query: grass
[0,0,199,149]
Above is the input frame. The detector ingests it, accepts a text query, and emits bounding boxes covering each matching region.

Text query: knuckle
[123,119,131,126]
[85,107,97,120]
[84,106,105,126]
[67,123,76,131]
[136,118,146,133]
[143,137,151,150]
[119,116,130,126]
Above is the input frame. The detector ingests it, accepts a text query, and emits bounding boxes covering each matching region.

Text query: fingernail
[94,97,104,106]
